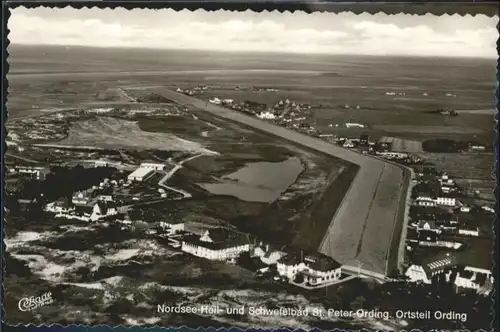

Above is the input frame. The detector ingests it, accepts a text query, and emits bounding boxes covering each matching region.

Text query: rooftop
[140,162,166,167]
[418,229,440,242]
[182,228,251,251]
[412,252,459,278]
[423,253,459,277]
[95,201,117,214]
[128,167,154,179]
[379,136,395,144]
[279,250,341,272]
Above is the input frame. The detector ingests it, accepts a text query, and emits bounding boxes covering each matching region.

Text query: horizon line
[8,42,497,60]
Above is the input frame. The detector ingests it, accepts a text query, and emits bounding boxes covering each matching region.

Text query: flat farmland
[149,87,409,276]
[372,124,485,135]
[418,152,494,181]
[188,86,494,145]
[419,152,495,202]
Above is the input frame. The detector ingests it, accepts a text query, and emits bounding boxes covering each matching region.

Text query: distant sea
[7,44,496,117]
[8,44,494,79]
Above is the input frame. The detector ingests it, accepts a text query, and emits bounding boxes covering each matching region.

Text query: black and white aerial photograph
[3,8,497,330]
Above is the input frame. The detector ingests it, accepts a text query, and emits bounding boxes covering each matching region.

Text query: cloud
[8,8,498,58]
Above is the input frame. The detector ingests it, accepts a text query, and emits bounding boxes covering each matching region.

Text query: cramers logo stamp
[18,292,54,311]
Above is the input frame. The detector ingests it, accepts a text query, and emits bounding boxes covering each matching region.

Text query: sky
[8,7,498,58]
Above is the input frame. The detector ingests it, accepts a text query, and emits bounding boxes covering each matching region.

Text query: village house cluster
[403,167,494,295]
[21,160,184,224]
[176,85,209,96]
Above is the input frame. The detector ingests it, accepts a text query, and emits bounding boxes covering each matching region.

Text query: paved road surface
[158,153,205,199]
[148,87,410,276]
[342,265,388,283]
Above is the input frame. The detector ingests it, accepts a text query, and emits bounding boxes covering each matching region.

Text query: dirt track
[148,87,409,276]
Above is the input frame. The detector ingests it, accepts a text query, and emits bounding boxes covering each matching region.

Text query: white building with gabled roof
[181,228,251,261]
[90,201,118,222]
[405,253,458,284]
[140,163,166,171]
[277,251,342,286]
[128,167,154,182]
[435,197,456,207]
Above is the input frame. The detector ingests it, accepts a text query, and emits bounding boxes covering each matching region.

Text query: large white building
[435,197,456,207]
[15,166,50,181]
[416,196,437,207]
[128,167,154,182]
[181,229,251,261]
[405,253,457,284]
[277,251,342,286]
[454,266,493,293]
[140,163,166,171]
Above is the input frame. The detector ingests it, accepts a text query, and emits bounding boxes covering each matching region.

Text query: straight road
[148,87,410,276]
[5,153,41,164]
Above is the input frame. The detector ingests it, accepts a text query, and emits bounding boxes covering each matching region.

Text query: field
[382,137,423,153]
[58,116,217,155]
[391,139,422,153]
[418,152,494,180]
[458,238,494,272]
[418,152,495,202]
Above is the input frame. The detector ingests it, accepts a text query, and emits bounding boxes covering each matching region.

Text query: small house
[45,197,75,214]
[90,201,118,222]
[416,196,437,207]
[418,229,440,244]
[158,221,185,235]
[417,220,441,234]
